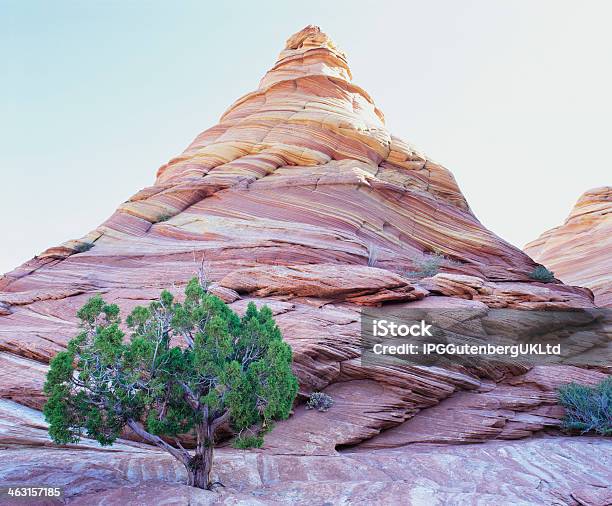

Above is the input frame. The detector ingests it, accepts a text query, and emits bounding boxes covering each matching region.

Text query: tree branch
[181,330,194,348]
[127,419,190,466]
[179,382,199,410]
[210,409,230,433]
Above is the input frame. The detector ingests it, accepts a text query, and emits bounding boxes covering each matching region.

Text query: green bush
[558,377,611,436]
[44,278,298,489]
[232,434,264,449]
[73,242,93,253]
[156,213,173,223]
[529,265,555,282]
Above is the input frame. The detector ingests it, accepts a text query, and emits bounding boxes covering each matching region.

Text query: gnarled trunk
[186,421,214,489]
[128,411,228,490]
[128,418,213,489]
[186,444,213,489]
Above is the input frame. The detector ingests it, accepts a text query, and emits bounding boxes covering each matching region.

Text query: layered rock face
[525,186,612,307]
[3,401,611,505]
[0,26,609,504]
[4,27,545,289]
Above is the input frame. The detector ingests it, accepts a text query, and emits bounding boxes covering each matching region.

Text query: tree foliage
[44,278,298,489]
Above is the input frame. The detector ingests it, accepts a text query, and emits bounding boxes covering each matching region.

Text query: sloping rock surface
[525,186,612,307]
[2,402,611,506]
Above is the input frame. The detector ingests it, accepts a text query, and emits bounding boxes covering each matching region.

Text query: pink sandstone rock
[0,25,609,503]
[1,406,610,505]
[421,272,595,309]
[525,186,612,307]
[219,264,428,304]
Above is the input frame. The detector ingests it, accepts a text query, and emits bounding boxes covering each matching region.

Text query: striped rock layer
[3,400,611,505]
[525,186,612,307]
[0,26,609,503]
[4,27,545,287]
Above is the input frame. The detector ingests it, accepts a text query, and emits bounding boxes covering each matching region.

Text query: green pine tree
[43,278,298,489]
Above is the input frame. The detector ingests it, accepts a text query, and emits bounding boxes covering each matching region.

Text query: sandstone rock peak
[260,25,354,85]
[283,25,343,55]
[525,186,611,306]
[2,26,550,289]
[278,25,351,78]
[0,27,607,502]
[569,186,611,219]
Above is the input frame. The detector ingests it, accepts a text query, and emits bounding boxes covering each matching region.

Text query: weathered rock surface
[421,272,594,309]
[219,264,428,304]
[525,186,612,307]
[0,25,609,503]
[358,365,608,448]
[1,405,610,505]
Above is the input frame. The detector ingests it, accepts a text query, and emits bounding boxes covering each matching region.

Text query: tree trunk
[186,445,213,489]
[187,421,214,489]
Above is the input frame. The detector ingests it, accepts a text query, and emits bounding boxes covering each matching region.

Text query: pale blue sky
[2,0,610,274]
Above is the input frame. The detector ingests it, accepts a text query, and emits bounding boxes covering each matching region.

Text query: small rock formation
[421,272,593,309]
[525,186,612,307]
[0,26,609,504]
[218,264,428,304]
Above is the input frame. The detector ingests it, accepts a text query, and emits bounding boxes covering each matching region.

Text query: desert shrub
[306,392,334,412]
[73,242,93,253]
[156,213,173,223]
[529,265,555,282]
[558,377,611,436]
[44,278,299,489]
[404,252,446,279]
[232,434,264,449]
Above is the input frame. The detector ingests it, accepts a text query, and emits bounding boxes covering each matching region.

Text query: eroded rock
[219,264,428,305]
[525,186,612,307]
[0,25,608,503]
